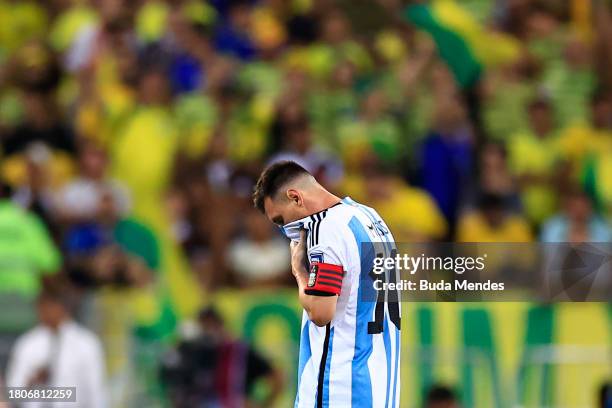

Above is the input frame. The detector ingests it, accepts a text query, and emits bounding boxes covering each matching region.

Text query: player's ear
[286,189,302,206]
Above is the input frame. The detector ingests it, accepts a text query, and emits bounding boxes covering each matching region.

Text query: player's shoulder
[321,200,360,226]
[335,197,386,224]
[311,199,375,240]
[306,201,349,246]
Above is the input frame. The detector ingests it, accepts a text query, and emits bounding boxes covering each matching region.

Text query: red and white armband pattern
[304,262,344,296]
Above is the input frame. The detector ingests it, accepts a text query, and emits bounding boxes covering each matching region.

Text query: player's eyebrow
[272,216,284,226]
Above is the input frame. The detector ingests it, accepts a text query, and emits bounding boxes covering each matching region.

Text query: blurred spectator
[481,56,538,141]
[6,290,107,408]
[201,129,235,192]
[0,183,61,330]
[54,140,131,222]
[2,41,74,155]
[578,92,612,215]
[601,382,612,408]
[2,89,73,155]
[0,2,47,59]
[478,142,521,212]
[307,60,358,148]
[1,43,75,215]
[161,306,282,407]
[540,188,611,243]
[9,143,61,229]
[337,86,401,169]
[268,116,343,189]
[169,173,238,288]
[167,17,212,95]
[508,98,560,225]
[419,92,474,229]
[48,1,98,53]
[111,66,177,204]
[64,0,134,73]
[457,193,533,242]
[228,208,290,286]
[351,162,447,242]
[547,34,595,128]
[63,189,157,289]
[557,91,612,184]
[214,0,256,61]
[424,384,461,408]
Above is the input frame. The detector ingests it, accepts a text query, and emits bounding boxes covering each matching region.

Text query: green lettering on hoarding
[461,308,501,408]
[417,306,435,403]
[518,305,555,407]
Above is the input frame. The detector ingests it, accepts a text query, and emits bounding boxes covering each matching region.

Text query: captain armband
[304,262,344,297]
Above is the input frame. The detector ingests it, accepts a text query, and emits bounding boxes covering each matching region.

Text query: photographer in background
[5,290,107,408]
[425,384,461,408]
[161,306,283,408]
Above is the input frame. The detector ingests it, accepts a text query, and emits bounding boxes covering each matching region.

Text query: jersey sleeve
[305,217,348,297]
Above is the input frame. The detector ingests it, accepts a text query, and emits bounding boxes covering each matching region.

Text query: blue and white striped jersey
[294,197,401,408]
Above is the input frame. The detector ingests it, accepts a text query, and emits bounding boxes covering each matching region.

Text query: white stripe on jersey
[294,197,401,408]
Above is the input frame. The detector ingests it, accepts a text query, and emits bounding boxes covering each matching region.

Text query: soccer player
[253,161,401,408]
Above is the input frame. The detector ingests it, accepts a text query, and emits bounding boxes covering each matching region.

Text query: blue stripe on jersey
[383,318,392,408]
[392,326,400,407]
[295,319,311,407]
[322,327,335,407]
[345,197,398,407]
[348,216,376,408]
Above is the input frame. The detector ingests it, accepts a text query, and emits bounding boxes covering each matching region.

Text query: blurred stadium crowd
[0,0,611,406]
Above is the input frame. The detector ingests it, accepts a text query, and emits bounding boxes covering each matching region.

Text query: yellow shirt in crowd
[457,212,533,243]
[507,130,559,224]
[342,175,448,241]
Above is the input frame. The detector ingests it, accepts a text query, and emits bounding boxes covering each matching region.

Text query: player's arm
[290,230,340,327]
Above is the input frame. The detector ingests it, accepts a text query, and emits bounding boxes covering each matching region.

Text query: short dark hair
[253,161,310,213]
[198,306,223,325]
[425,384,458,406]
